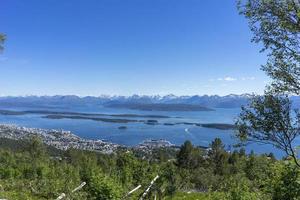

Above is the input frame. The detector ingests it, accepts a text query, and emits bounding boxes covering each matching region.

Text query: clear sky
[0,0,268,96]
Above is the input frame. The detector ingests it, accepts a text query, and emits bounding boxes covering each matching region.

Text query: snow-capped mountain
[0,94,256,109]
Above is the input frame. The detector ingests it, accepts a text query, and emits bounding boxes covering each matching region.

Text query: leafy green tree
[87,172,123,200]
[244,151,271,183]
[221,175,268,200]
[265,162,300,200]
[237,0,300,167]
[236,95,300,167]
[115,152,136,187]
[191,167,219,192]
[26,136,47,161]
[158,162,178,197]
[238,0,300,94]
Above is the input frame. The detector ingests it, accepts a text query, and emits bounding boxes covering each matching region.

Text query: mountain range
[0,94,300,110]
[0,94,254,109]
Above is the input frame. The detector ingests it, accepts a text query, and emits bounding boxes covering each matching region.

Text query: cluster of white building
[0,124,120,154]
[0,124,177,154]
[137,139,174,149]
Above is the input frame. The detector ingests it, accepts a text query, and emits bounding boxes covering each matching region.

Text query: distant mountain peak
[0,94,259,109]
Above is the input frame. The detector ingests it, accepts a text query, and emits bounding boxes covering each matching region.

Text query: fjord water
[0,105,291,157]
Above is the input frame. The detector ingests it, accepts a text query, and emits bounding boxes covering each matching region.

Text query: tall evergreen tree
[208,138,229,175]
[176,140,194,169]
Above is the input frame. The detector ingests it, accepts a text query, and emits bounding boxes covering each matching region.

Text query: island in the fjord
[0,109,235,130]
[200,123,236,130]
[0,109,171,118]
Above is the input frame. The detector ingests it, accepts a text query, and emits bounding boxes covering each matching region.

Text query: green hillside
[0,138,299,200]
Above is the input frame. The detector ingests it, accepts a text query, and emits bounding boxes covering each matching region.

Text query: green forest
[0,137,299,200]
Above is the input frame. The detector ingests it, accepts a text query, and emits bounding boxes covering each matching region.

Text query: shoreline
[0,124,178,154]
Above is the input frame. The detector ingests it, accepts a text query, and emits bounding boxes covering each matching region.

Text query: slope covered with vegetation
[0,137,299,200]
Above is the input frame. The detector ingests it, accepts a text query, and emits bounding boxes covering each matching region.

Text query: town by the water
[0,124,175,154]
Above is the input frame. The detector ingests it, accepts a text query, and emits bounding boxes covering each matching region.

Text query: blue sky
[0,0,268,96]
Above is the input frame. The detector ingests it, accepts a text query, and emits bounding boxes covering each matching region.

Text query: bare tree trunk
[122,185,142,199]
[139,175,159,200]
[55,182,86,200]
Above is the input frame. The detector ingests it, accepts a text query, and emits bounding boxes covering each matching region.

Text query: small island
[200,123,236,130]
[0,109,171,119]
[118,126,127,130]
[44,115,140,123]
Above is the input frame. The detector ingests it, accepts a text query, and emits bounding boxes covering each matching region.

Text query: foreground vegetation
[0,137,299,199]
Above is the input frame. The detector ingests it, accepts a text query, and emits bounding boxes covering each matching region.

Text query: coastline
[0,124,176,154]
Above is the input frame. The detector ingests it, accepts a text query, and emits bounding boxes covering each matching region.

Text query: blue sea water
[0,105,296,157]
